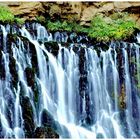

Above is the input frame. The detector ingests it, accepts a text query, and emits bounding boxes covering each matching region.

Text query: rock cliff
[1,2,140,26]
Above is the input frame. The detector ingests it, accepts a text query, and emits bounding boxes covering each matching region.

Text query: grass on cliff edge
[0,6,24,24]
[40,12,138,42]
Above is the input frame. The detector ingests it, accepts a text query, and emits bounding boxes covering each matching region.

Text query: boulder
[33,126,59,138]
[41,109,56,128]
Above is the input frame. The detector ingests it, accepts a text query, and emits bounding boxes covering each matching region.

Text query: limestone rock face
[98,3,114,12]
[81,6,98,25]
[2,2,140,26]
[0,2,44,20]
[114,2,132,10]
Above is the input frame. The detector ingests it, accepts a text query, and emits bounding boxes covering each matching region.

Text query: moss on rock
[119,84,126,110]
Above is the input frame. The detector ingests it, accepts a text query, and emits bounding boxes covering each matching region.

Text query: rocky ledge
[0,2,140,26]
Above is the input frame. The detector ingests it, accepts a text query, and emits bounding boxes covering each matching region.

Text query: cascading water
[0,22,140,138]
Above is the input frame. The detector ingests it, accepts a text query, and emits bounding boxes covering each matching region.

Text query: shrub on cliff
[46,20,89,33]
[0,6,24,24]
[0,6,14,22]
[88,13,138,42]
[45,12,138,42]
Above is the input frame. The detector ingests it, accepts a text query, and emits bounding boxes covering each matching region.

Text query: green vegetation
[89,13,138,42]
[46,20,89,33]
[0,5,138,41]
[36,15,46,23]
[36,12,139,42]
[0,6,14,22]
[0,6,24,24]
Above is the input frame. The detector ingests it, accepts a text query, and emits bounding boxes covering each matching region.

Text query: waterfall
[0,22,140,138]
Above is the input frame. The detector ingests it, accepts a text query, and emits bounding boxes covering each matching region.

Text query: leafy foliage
[45,12,138,42]
[0,6,14,22]
[0,6,24,24]
[36,15,46,23]
[88,13,137,41]
[15,18,25,25]
[46,20,89,33]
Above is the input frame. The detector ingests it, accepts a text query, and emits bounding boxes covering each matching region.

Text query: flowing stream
[0,23,140,138]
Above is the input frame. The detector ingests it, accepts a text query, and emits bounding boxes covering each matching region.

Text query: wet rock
[96,133,105,138]
[69,32,77,43]
[94,42,109,52]
[33,126,59,138]
[3,89,15,129]
[43,51,49,62]
[119,84,126,110]
[0,49,6,80]
[28,42,39,74]
[25,67,41,105]
[25,67,35,87]
[119,110,130,138]
[9,55,18,89]
[79,75,88,98]
[44,41,59,57]
[0,32,3,50]
[116,47,124,84]
[20,96,35,138]
[45,127,59,138]
[132,89,139,119]
[79,48,88,98]
[39,109,61,138]
[5,105,14,129]
[79,48,86,75]
[6,33,18,55]
[32,80,41,104]
[85,115,93,126]
[20,38,39,75]
[33,127,46,138]
[41,109,70,137]
[7,33,17,44]
[41,109,56,128]
[4,88,15,109]
[72,45,80,53]
[0,118,4,138]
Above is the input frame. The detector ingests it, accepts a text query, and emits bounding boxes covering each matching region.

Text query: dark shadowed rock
[20,96,35,138]
[25,67,35,87]
[33,126,59,138]
[9,55,18,89]
[44,41,59,57]
[41,109,55,128]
